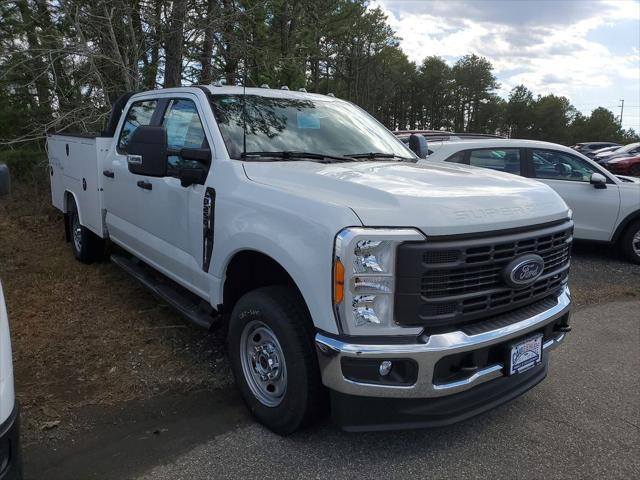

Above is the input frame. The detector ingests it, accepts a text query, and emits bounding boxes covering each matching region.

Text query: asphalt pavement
[25,300,640,479]
[131,300,638,480]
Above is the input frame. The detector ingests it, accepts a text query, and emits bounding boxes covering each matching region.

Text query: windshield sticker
[297,112,321,129]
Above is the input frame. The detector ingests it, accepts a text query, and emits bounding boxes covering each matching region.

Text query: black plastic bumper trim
[331,358,548,432]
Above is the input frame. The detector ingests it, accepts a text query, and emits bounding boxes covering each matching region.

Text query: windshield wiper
[347,152,414,161]
[241,151,352,163]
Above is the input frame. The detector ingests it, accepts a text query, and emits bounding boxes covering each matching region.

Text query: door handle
[136,180,152,190]
[103,170,115,178]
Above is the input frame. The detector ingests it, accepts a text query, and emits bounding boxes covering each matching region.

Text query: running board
[111,253,220,330]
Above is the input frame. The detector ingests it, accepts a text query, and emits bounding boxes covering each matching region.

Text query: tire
[228,286,327,435]
[620,220,640,264]
[629,165,640,178]
[67,198,104,263]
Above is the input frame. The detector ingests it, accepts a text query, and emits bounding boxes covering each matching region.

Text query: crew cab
[424,139,640,264]
[48,86,573,433]
[0,165,22,480]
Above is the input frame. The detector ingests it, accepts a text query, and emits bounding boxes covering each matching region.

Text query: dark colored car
[572,142,620,154]
[595,142,640,164]
[584,145,620,159]
[605,155,640,177]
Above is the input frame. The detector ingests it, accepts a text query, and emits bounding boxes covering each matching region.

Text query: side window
[469,148,521,174]
[118,100,158,151]
[162,99,209,177]
[531,149,601,183]
[444,151,466,164]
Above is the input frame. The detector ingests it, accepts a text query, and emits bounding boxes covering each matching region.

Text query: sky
[370,0,640,131]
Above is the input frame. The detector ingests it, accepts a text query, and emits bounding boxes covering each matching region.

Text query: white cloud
[370,0,640,127]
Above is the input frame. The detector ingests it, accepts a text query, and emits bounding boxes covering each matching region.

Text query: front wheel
[228,286,327,435]
[620,220,640,264]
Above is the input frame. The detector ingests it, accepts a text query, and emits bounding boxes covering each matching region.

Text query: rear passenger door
[103,98,159,247]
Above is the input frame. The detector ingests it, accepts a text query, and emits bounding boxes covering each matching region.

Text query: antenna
[242,65,248,158]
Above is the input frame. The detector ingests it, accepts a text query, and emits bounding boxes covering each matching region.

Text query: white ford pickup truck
[48,86,573,434]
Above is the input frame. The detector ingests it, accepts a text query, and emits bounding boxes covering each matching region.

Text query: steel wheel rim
[72,214,82,252]
[632,229,640,256]
[239,320,287,407]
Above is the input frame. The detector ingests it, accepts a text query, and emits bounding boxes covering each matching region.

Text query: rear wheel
[228,286,326,435]
[67,198,103,263]
[629,165,640,177]
[620,220,640,264]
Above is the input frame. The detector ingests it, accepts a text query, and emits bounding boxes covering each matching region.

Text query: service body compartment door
[47,135,105,237]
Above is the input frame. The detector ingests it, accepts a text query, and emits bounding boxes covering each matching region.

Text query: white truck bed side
[48,135,112,238]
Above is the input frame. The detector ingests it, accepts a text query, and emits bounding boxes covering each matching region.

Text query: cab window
[469,148,521,174]
[118,100,158,151]
[531,149,601,183]
[162,99,209,177]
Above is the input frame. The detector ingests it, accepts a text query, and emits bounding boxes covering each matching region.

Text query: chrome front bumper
[315,287,571,399]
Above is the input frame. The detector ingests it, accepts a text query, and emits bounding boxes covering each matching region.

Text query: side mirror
[408,134,428,159]
[590,172,607,189]
[178,167,207,187]
[126,126,168,177]
[180,148,211,164]
[0,164,10,196]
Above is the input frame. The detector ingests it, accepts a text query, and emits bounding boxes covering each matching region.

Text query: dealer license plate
[508,334,543,375]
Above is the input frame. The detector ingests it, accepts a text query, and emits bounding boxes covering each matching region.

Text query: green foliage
[0,148,48,185]
[0,0,637,153]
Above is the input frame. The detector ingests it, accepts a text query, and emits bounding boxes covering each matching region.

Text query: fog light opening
[379,360,393,376]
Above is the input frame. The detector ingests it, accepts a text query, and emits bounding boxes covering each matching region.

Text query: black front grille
[395,220,573,333]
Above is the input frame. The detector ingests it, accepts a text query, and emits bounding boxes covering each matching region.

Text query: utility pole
[619,99,624,126]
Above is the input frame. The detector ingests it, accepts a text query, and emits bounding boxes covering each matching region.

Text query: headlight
[333,227,425,335]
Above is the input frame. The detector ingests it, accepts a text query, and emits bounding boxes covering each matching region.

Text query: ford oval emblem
[503,254,544,289]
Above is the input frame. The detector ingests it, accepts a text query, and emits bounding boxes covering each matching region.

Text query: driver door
[131,96,212,295]
[527,149,620,241]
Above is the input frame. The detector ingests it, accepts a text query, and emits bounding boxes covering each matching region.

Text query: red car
[605,155,640,177]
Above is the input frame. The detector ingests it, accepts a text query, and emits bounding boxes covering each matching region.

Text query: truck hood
[243,161,570,236]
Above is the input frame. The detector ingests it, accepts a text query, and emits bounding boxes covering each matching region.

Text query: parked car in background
[572,142,620,155]
[594,142,640,164]
[584,145,620,159]
[0,165,22,480]
[47,86,574,434]
[395,130,504,143]
[424,139,640,263]
[604,155,640,177]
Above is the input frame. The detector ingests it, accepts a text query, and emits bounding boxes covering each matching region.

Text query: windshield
[210,94,413,160]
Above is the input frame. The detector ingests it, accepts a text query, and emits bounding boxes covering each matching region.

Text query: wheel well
[613,211,640,243]
[64,190,75,213]
[63,191,75,242]
[222,250,306,315]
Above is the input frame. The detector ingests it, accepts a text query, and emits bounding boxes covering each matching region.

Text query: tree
[506,85,535,138]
